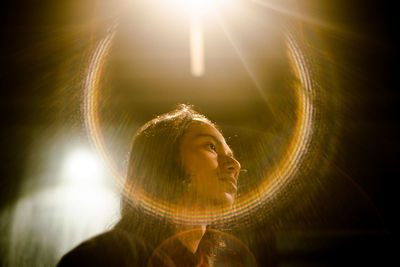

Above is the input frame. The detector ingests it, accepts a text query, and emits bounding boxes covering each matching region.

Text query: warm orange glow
[190,15,204,76]
[159,0,229,76]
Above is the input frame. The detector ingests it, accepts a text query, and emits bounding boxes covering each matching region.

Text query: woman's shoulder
[57,228,153,267]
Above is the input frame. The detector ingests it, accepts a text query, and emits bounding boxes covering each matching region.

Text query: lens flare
[83,21,314,225]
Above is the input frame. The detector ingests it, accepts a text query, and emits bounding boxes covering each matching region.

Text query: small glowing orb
[63,149,104,184]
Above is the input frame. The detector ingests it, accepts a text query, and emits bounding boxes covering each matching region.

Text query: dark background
[1,0,398,266]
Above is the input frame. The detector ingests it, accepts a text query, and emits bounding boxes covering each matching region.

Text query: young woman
[57,104,246,266]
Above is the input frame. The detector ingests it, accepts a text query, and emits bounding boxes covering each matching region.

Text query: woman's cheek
[200,154,219,169]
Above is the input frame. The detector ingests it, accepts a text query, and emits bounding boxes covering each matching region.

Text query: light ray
[211,8,275,115]
[247,0,348,34]
[190,15,205,76]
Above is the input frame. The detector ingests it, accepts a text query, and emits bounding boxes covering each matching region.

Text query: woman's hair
[121,104,214,217]
[116,104,225,265]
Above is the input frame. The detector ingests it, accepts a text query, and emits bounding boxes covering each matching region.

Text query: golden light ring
[84,25,314,225]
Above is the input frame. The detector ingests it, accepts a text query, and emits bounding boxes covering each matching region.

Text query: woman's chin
[210,192,235,209]
[179,192,236,213]
[222,192,235,207]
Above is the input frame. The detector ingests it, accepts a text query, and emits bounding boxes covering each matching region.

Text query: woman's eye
[208,143,217,152]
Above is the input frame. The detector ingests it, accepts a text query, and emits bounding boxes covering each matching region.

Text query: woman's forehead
[187,120,222,136]
[183,121,228,146]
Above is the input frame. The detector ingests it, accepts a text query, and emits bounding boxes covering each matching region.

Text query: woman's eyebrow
[194,134,222,144]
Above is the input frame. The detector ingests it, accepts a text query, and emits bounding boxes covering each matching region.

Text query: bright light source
[63,149,104,184]
[166,0,214,15]
[170,0,214,76]
[160,0,221,76]
[7,185,120,266]
[149,0,231,76]
[190,16,205,76]
[184,0,213,77]
[4,143,120,266]
[185,0,214,15]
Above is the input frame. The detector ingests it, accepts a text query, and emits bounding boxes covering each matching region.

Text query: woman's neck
[175,224,207,254]
[173,200,212,253]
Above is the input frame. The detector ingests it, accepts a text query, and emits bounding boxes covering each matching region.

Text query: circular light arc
[83,23,315,225]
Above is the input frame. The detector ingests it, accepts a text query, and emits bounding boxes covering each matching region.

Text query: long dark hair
[121,104,213,215]
[114,104,227,266]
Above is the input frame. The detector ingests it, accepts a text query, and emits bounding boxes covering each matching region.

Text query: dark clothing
[58,221,217,267]
[57,226,213,267]
[57,227,257,267]
[57,209,257,267]
[57,228,154,267]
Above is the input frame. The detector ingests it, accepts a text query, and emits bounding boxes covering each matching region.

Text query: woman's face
[179,120,241,209]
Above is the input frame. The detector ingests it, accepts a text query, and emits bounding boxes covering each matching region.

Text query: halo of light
[83,22,314,225]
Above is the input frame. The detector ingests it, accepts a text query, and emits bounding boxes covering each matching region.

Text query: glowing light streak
[247,0,341,33]
[190,15,205,76]
[161,0,228,76]
[212,9,271,111]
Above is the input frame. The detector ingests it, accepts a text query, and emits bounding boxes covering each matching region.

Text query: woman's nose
[223,155,241,176]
